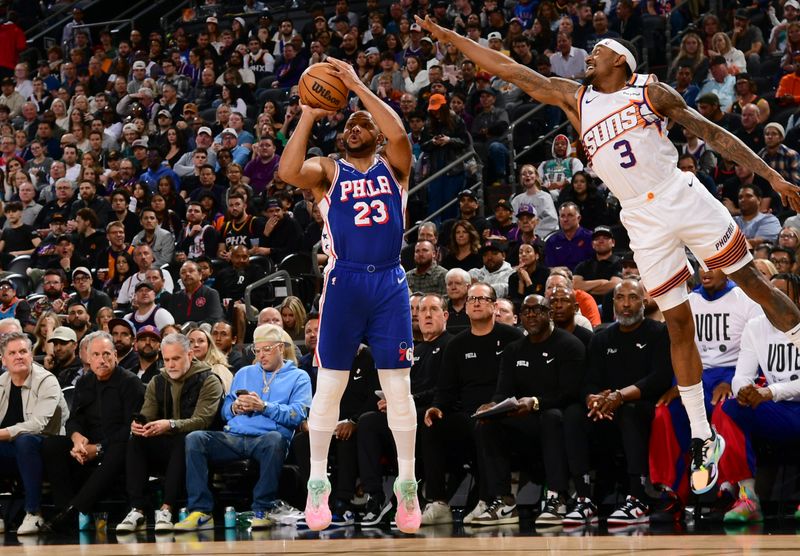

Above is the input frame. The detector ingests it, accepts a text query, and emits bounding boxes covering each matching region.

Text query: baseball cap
[420,36,434,45]
[365,46,380,56]
[509,17,523,25]
[134,281,155,292]
[427,93,447,111]
[221,127,238,138]
[734,8,750,19]
[479,87,498,97]
[288,94,300,105]
[487,31,502,41]
[410,23,422,32]
[253,323,287,344]
[137,325,161,340]
[0,278,14,290]
[458,189,477,201]
[183,102,198,114]
[50,213,66,223]
[494,199,513,212]
[108,318,136,336]
[592,225,614,239]
[132,61,146,70]
[621,251,637,266]
[480,239,507,254]
[206,16,219,24]
[265,197,281,209]
[787,0,800,9]
[132,138,148,149]
[49,326,77,343]
[516,204,537,218]
[157,109,172,119]
[696,93,720,106]
[0,77,14,87]
[122,122,137,133]
[197,126,212,136]
[107,150,121,161]
[71,267,92,279]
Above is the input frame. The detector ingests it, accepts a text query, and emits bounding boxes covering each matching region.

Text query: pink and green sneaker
[393,479,421,534]
[304,478,332,531]
[723,487,763,523]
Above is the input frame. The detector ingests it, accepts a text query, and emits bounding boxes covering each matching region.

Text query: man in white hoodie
[469,240,514,298]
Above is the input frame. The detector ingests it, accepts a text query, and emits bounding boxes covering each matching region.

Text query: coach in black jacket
[169,260,224,325]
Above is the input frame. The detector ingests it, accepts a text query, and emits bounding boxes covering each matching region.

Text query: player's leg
[727,261,800,340]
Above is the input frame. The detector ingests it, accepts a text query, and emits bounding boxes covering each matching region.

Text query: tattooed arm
[416,15,582,128]
[648,81,800,212]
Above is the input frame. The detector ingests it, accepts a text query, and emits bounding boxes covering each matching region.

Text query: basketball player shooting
[418,16,800,496]
[277,57,421,533]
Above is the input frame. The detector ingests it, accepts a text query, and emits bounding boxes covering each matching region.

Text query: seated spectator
[171,261,224,326]
[69,181,111,229]
[564,278,673,525]
[0,332,69,536]
[696,93,741,134]
[440,190,489,247]
[244,137,280,196]
[30,269,70,324]
[549,32,587,80]
[444,268,471,335]
[512,165,558,238]
[547,285,593,343]
[493,298,518,327]
[259,197,304,265]
[173,324,311,531]
[406,241,447,295]
[211,321,246,373]
[109,317,139,372]
[486,199,519,244]
[730,11,762,73]
[671,61,700,110]
[556,171,608,232]
[131,326,162,384]
[175,202,219,263]
[544,202,594,271]
[65,298,93,345]
[115,333,223,534]
[538,135,584,198]
[116,245,175,309]
[469,240,514,298]
[733,185,781,247]
[0,201,40,267]
[43,331,145,532]
[729,75,769,123]
[759,122,800,188]
[733,103,764,155]
[708,32,746,76]
[217,193,263,261]
[186,326,233,394]
[0,277,32,330]
[71,266,112,320]
[508,242,549,306]
[547,268,601,328]
[440,220,483,272]
[573,226,623,304]
[131,208,175,268]
[712,273,800,524]
[472,294,586,526]
[124,281,174,332]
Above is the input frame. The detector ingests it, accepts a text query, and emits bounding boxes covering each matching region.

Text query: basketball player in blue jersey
[418,16,800,502]
[277,57,421,533]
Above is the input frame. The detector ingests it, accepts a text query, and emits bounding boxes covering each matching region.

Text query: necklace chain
[262,366,280,395]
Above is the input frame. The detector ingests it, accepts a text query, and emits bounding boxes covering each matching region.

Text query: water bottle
[224,506,237,529]
[178,507,188,522]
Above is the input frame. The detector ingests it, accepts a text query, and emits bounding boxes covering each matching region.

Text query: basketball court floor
[1,519,797,555]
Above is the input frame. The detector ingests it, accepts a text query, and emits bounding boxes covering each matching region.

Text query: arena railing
[25,0,105,48]
[244,270,294,323]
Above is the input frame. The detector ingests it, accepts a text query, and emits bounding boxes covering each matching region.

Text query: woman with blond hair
[668,32,708,83]
[279,296,307,341]
[709,32,746,75]
[32,311,61,357]
[187,327,234,393]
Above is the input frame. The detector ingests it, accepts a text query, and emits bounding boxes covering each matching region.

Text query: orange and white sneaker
[393,479,421,534]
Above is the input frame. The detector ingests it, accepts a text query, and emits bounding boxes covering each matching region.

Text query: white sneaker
[17,513,44,535]
[421,501,452,525]
[116,509,146,533]
[268,499,305,525]
[154,508,173,532]
[462,500,487,525]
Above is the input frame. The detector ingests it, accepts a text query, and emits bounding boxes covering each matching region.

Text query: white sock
[308,368,350,482]
[784,322,800,349]
[678,382,712,440]
[378,369,417,482]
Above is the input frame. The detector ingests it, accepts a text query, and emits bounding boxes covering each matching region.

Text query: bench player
[277,57,421,533]
[418,16,800,496]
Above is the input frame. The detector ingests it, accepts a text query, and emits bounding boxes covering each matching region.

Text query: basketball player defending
[277,57,421,533]
[418,16,800,496]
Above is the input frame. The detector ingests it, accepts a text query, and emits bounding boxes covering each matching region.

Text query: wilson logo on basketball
[311,81,337,104]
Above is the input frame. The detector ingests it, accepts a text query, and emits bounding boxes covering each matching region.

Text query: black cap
[458,189,477,201]
[494,199,513,212]
[107,150,121,160]
[55,233,72,243]
[480,239,507,254]
[734,8,750,19]
[108,318,135,336]
[265,197,281,209]
[0,77,14,87]
[592,225,614,239]
[621,251,637,265]
[288,94,300,105]
[134,281,155,292]
[0,278,15,289]
[50,213,66,222]
[479,87,498,97]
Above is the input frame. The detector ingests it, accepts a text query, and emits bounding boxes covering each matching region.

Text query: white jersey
[579,73,680,204]
[734,315,800,402]
[688,285,763,369]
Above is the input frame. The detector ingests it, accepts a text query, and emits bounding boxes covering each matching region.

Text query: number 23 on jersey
[354,199,389,227]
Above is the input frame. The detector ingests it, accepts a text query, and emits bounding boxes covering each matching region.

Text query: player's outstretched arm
[416,16,580,117]
[648,81,800,213]
[276,105,335,201]
[326,57,412,185]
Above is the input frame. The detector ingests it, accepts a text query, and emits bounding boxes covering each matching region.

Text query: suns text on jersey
[582,104,644,157]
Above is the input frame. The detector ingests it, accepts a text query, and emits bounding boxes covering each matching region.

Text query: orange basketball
[298,63,349,111]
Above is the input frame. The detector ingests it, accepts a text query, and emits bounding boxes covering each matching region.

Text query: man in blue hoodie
[174,323,312,531]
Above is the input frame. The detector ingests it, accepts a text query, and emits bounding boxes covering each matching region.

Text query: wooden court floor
[2,535,799,555]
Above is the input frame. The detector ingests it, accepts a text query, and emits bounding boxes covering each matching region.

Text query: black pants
[42,436,127,513]
[421,411,484,502]
[126,433,186,510]
[478,409,569,499]
[292,430,359,503]
[564,401,654,488]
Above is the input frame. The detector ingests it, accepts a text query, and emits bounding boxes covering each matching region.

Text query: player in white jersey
[419,15,800,495]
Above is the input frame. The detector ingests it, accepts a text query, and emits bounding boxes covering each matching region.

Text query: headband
[597,39,637,73]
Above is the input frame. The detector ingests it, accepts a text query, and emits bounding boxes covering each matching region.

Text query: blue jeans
[185,430,288,513]
[0,434,44,513]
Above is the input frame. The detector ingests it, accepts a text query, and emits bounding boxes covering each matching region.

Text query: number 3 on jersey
[354,199,389,227]
[613,139,637,168]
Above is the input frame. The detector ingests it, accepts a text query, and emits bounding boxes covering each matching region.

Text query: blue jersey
[319,156,407,266]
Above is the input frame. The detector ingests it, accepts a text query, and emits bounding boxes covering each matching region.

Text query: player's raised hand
[299,103,336,121]
[770,175,800,213]
[326,57,361,90]
[415,15,448,43]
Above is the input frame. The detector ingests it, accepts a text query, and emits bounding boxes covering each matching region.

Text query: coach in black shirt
[573,226,622,304]
[422,283,523,522]
[547,286,593,347]
[169,261,224,325]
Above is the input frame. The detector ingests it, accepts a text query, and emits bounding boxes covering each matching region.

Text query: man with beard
[49,326,82,387]
[71,267,112,321]
[469,240,514,298]
[573,226,623,305]
[471,294,586,527]
[170,261,224,326]
[73,209,108,265]
[562,278,673,526]
[546,285,593,346]
[66,299,93,344]
[34,179,74,232]
[257,197,305,266]
[124,282,174,332]
[109,318,139,371]
[176,202,218,263]
[217,193,262,261]
[69,181,111,229]
[109,191,141,244]
[132,208,175,268]
[95,221,134,282]
[132,325,162,383]
[30,269,70,321]
[0,278,33,332]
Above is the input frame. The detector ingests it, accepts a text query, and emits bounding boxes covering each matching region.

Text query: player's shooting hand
[415,15,448,43]
[770,176,800,213]
[326,57,362,90]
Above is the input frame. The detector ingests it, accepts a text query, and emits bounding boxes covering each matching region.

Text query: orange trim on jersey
[705,228,749,270]
[576,85,587,119]
[643,81,667,120]
[627,74,638,86]
[649,266,692,298]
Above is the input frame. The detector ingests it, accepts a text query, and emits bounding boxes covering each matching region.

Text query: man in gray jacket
[0,332,69,535]
[131,208,175,267]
